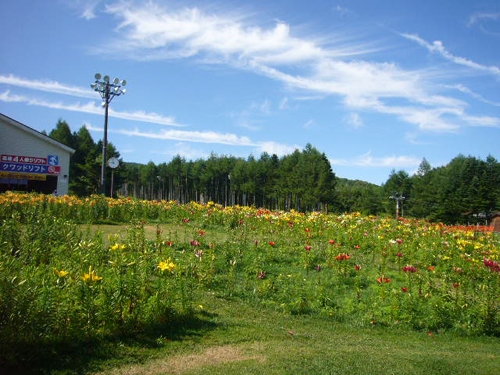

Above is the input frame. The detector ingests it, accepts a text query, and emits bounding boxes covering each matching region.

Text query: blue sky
[1,0,499,185]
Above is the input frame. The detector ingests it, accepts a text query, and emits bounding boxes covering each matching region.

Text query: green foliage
[1,194,500,372]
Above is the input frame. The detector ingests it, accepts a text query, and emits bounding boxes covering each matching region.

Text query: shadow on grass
[0,311,218,375]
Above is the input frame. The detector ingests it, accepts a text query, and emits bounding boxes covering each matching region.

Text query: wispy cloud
[449,84,500,107]
[103,126,257,146]
[302,119,314,129]
[68,0,102,20]
[101,2,371,64]
[467,12,500,37]
[343,112,363,128]
[85,122,296,156]
[330,151,421,168]
[88,2,500,133]
[0,90,181,126]
[468,12,500,26]
[401,33,500,77]
[255,141,299,156]
[153,142,211,161]
[0,74,94,98]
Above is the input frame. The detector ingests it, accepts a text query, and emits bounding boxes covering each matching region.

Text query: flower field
[0,192,499,366]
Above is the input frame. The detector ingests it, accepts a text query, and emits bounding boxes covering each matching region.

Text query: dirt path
[93,344,266,375]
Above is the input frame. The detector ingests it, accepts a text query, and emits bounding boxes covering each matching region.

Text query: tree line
[47,119,500,224]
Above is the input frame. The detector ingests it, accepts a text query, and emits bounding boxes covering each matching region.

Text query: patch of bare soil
[94,344,266,375]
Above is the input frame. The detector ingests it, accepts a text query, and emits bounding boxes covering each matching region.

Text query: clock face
[108,157,119,169]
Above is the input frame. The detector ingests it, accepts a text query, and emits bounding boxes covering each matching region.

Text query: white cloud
[279,97,289,110]
[153,142,210,161]
[5,2,499,145]
[401,33,500,77]
[256,141,299,156]
[343,112,363,128]
[67,0,102,20]
[0,74,94,98]
[449,84,500,107]
[334,6,352,17]
[96,3,498,134]
[89,125,258,146]
[468,12,500,28]
[330,151,421,168]
[0,90,181,126]
[302,119,314,129]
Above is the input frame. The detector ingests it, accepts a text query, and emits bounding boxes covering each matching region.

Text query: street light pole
[91,73,126,195]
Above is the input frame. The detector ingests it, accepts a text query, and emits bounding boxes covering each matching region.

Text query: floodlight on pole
[91,73,126,195]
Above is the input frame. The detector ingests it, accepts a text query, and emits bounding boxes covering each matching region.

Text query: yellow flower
[110,243,126,251]
[82,266,102,282]
[158,258,176,272]
[54,268,69,278]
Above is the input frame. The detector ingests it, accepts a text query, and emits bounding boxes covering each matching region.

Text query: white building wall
[0,115,74,195]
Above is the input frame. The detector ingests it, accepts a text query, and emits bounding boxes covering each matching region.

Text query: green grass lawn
[30,292,496,375]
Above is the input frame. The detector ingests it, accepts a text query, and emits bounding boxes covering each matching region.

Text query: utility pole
[389,192,405,219]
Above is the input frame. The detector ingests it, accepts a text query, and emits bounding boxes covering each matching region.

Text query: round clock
[108,157,119,169]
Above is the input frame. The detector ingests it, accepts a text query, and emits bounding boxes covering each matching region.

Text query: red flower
[305,227,311,232]
[396,252,403,258]
[268,241,276,247]
[483,259,500,273]
[304,245,312,251]
[452,283,460,289]
[401,287,408,293]
[354,264,361,271]
[427,266,435,272]
[198,230,206,236]
[354,245,360,249]
[182,218,190,223]
[396,238,403,244]
[377,277,391,284]
[328,239,335,245]
[335,253,350,261]
[402,265,417,273]
[190,240,200,247]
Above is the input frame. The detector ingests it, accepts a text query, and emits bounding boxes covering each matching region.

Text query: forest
[47,119,500,224]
